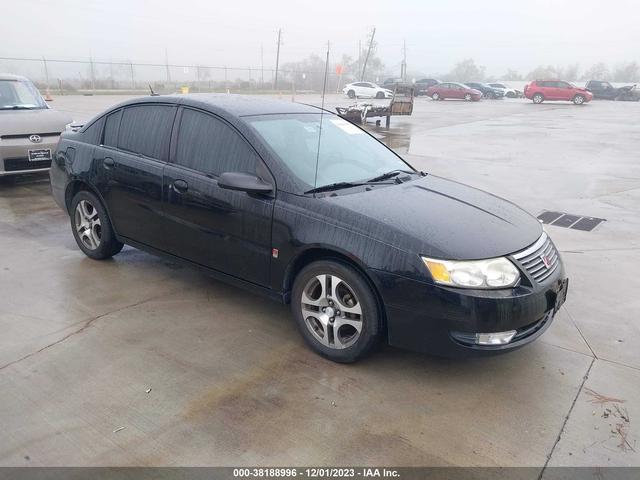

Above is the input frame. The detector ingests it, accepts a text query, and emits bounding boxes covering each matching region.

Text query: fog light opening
[475,330,517,345]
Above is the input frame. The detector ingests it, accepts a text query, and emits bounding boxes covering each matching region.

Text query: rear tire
[573,94,585,105]
[533,93,544,104]
[347,90,356,99]
[431,92,440,100]
[376,91,385,99]
[485,91,495,99]
[291,260,381,363]
[70,190,123,260]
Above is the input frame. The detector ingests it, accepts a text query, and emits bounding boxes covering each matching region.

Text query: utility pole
[401,40,407,81]
[274,28,282,90]
[261,43,264,88]
[89,56,95,92]
[42,56,49,90]
[357,40,361,79]
[130,61,135,89]
[360,27,376,81]
[164,48,171,85]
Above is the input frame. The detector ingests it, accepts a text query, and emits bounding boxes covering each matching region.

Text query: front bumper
[369,262,567,357]
[0,136,60,176]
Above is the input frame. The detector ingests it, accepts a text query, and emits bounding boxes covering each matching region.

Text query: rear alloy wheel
[573,94,585,105]
[347,90,356,99]
[533,93,544,104]
[464,93,472,101]
[70,190,123,260]
[485,91,495,99]
[292,260,381,362]
[431,92,440,100]
[376,91,385,99]
[506,91,516,98]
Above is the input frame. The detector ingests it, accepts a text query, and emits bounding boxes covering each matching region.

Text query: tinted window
[118,105,175,160]
[103,110,122,147]
[82,117,104,145]
[174,108,257,176]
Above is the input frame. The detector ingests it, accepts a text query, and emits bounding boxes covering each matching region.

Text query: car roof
[112,93,321,117]
[0,73,30,81]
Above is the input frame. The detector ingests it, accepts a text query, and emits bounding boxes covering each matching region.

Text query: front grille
[512,232,560,283]
[3,157,52,172]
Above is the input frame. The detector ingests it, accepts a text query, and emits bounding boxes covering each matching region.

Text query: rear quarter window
[81,117,104,145]
[103,110,122,147]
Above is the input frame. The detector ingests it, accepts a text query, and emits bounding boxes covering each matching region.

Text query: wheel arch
[65,179,105,214]
[282,247,388,337]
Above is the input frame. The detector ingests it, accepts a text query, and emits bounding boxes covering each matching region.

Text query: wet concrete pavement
[1,94,638,467]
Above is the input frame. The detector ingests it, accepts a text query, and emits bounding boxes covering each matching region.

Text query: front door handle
[103,157,115,168]
[172,179,189,193]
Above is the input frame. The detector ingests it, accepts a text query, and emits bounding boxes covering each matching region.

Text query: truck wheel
[533,93,544,104]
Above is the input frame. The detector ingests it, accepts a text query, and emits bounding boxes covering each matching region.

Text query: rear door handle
[172,179,189,193]
[103,157,115,168]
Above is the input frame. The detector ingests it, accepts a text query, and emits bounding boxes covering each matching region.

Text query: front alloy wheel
[292,260,380,362]
[464,93,472,101]
[573,94,585,105]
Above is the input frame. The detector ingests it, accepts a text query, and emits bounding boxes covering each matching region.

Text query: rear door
[95,104,176,248]
[162,107,274,286]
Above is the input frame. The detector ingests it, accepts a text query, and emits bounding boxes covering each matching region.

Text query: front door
[162,108,274,286]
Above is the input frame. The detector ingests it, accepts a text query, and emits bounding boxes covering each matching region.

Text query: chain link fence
[0,56,357,95]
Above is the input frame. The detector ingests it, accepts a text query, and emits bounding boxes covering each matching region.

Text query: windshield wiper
[305,181,366,194]
[365,169,417,183]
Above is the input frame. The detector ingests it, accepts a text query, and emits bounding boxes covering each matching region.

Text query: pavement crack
[538,357,596,479]
[0,291,176,372]
[563,306,598,359]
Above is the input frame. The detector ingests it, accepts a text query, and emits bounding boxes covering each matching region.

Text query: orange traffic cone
[44,88,53,101]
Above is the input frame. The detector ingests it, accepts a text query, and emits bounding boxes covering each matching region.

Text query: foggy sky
[4,0,639,76]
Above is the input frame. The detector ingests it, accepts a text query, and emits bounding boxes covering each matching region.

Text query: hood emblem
[29,135,42,143]
[541,254,552,269]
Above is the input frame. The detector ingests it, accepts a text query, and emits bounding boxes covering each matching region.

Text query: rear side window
[103,110,122,147]
[174,108,258,176]
[118,105,175,160]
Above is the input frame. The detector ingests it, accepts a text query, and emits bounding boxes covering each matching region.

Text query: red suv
[524,80,593,105]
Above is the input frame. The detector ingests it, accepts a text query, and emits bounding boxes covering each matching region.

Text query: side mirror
[218,172,273,194]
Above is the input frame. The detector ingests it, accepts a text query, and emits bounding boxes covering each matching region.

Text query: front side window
[0,79,47,110]
[247,113,411,190]
[174,108,257,176]
[118,105,175,160]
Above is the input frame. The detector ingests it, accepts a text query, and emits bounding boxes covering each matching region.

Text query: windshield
[247,113,412,190]
[0,80,47,109]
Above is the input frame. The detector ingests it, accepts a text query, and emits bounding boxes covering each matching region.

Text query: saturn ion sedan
[50,94,568,362]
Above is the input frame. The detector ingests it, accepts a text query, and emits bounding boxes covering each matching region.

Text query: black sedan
[465,82,505,99]
[50,94,567,362]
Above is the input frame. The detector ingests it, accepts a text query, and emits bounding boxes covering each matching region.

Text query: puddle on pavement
[363,123,413,154]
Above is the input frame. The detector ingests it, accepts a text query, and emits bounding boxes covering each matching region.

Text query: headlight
[421,256,520,289]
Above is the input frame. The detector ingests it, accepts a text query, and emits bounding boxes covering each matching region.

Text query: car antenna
[312,40,330,190]
[148,84,160,96]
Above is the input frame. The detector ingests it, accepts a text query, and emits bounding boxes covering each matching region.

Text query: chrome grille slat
[512,233,561,284]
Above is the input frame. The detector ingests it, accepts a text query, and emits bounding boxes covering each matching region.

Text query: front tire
[70,190,123,260]
[464,93,472,101]
[532,93,544,104]
[431,92,440,100]
[291,260,381,363]
[485,91,495,99]
[573,94,585,105]
[376,91,385,99]
[347,90,356,99]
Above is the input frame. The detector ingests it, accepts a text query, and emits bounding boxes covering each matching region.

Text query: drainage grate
[536,211,606,232]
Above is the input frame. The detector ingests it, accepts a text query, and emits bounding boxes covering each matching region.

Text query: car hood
[326,175,542,260]
[0,108,72,136]
[469,89,482,95]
